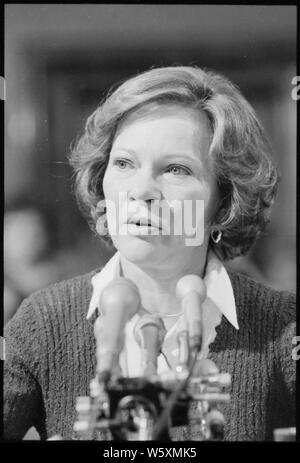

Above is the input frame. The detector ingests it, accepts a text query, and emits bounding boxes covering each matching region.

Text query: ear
[91,198,106,221]
[95,214,109,237]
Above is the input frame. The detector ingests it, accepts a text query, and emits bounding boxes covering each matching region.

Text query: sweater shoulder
[32,269,97,301]
[226,269,296,326]
[7,268,101,331]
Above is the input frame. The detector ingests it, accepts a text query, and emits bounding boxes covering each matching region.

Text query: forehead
[112,104,212,154]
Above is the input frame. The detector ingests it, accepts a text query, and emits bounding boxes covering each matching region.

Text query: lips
[128,216,162,230]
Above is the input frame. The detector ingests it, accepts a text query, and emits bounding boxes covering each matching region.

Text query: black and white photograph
[3,4,297,443]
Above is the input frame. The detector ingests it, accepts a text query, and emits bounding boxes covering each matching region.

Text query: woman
[4,66,296,441]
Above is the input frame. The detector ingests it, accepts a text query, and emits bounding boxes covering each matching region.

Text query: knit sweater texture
[4,269,296,441]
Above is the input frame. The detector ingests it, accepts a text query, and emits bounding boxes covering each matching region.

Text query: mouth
[127,217,162,231]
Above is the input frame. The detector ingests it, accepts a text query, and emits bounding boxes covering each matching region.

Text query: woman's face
[102,104,220,268]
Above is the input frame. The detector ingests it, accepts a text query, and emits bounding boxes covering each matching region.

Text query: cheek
[175,183,218,231]
[102,173,117,232]
[103,172,123,217]
[103,169,131,202]
[204,183,220,224]
[105,191,131,239]
[102,171,113,200]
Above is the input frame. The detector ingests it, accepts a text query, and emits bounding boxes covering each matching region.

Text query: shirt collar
[87,250,239,330]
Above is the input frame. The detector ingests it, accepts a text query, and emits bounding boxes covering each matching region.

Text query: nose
[128,169,162,203]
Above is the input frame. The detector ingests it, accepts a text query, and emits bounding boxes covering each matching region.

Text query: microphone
[175,275,206,352]
[192,358,219,377]
[95,277,141,382]
[134,313,166,376]
[205,409,225,440]
[176,315,189,370]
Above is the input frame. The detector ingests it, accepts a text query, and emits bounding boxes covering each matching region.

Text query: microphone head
[93,315,104,339]
[100,277,141,320]
[175,274,206,302]
[192,358,219,377]
[96,277,141,380]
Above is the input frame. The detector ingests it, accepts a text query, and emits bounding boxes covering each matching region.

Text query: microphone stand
[152,350,198,440]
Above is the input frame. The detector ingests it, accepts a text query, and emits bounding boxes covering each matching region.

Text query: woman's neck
[119,251,208,318]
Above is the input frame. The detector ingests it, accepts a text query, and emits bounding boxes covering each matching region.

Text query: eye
[113,159,132,170]
[165,164,191,176]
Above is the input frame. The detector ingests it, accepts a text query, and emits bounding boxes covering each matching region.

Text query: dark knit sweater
[4,269,296,441]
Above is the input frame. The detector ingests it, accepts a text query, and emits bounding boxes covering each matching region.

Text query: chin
[114,235,161,263]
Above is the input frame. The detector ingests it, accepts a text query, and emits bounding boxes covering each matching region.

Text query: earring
[96,214,109,236]
[211,229,222,244]
[95,199,109,236]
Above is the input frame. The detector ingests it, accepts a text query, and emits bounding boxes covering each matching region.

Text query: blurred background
[5,5,297,328]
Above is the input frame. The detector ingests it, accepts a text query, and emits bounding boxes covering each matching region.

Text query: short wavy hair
[69,65,279,261]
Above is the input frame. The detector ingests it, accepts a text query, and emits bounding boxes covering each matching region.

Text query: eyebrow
[110,147,137,156]
[110,147,200,163]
